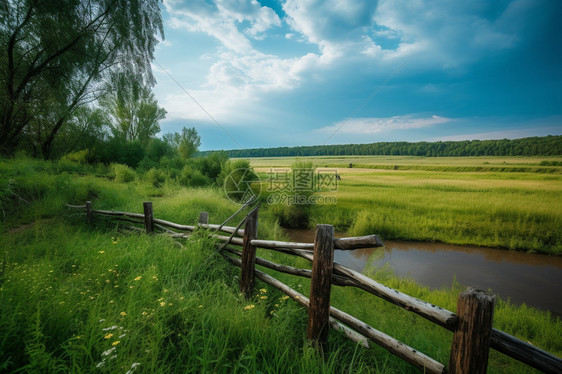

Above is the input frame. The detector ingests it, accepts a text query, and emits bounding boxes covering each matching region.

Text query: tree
[101,71,166,148]
[0,0,164,157]
[163,127,201,159]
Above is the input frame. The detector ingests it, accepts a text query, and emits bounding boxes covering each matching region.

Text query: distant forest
[208,135,562,158]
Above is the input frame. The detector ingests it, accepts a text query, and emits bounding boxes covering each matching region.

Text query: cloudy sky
[152,0,562,151]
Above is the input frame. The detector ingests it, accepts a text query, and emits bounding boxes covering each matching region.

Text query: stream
[285,229,562,317]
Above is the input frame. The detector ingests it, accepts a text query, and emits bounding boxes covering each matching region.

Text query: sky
[152,0,562,151]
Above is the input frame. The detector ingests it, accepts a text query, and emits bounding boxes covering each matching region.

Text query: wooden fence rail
[66,201,562,374]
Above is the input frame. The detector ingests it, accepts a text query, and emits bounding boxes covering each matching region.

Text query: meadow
[1,157,561,373]
[250,155,562,254]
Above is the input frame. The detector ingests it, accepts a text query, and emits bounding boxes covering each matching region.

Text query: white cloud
[319,115,452,135]
[158,0,331,125]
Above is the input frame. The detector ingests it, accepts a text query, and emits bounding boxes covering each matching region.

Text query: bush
[269,203,310,228]
[61,149,89,164]
[178,165,211,187]
[110,163,136,183]
[194,152,229,182]
[145,167,166,187]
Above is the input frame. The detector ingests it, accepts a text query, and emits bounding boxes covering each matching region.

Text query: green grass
[1,157,561,373]
[249,156,562,254]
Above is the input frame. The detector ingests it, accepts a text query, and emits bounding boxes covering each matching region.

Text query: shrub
[145,167,166,187]
[178,165,211,187]
[269,203,310,228]
[61,149,89,164]
[110,163,136,183]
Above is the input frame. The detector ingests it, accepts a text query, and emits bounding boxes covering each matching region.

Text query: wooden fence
[66,201,562,374]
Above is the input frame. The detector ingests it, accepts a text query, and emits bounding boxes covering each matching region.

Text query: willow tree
[0,0,164,157]
[101,71,166,148]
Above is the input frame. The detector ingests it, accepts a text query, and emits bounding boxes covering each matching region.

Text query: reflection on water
[285,229,562,316]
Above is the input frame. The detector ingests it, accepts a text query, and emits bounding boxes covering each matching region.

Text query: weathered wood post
[307,224,335,347]
[85,201,92,225]
[449,288,495,374]
[240,207,259,298]
[143,201,154,234]
[198,212,209,225]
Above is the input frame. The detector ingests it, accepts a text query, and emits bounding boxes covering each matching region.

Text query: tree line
[212,136,562,158]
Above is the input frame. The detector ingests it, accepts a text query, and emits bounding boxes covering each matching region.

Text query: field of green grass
[250,156,562,254]
[1,157,561,373]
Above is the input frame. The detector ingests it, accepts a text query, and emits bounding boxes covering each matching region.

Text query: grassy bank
[1,157,561,373]
[250,156,562,254]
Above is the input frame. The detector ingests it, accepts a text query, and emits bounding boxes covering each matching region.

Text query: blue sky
[152,0,562,151]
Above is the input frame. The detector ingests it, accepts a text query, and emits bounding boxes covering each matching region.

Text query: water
[285,229,562,316]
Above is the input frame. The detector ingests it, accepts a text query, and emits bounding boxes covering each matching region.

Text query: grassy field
[1,157,561,373]
[250,156,562,254]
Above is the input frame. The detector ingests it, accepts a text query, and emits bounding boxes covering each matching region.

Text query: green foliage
[218,159,260,203]
[263,160,316,229]
[110,164,136,183]
[95,138,145,168]
[163,127,201,159]
[144,168,166,187]
[100,71,166,147]
[193,151,229,181]
[146,138,174,163]
[178,165,211,188]
[268,204,310,228]
[61,149,90,164]
[0,0,164,157]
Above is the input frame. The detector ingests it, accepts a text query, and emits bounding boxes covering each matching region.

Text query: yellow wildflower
[259,288,267,293]
[134,276,142,281]
[198,305,203,308]
[98,251,105,254]
[260,296,267,300]
[120,311,127,317]
[112,341,120,346]
[280,295,289,300]
[104,333,114,339]
[160,302,166,307]
[244,304,255,310]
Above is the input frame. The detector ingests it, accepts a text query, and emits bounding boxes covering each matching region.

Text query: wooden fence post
[307,224,335,347]
[198,212,209,225]
[449,288,495,374]
[86,201,92,225]
[143,201,153,234]
[240,207,259,298]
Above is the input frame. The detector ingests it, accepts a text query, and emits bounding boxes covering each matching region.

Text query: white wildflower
[125,362,141,374]
[101,347,116,357]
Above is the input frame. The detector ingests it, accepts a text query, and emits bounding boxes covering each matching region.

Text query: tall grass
[250,156,562,254]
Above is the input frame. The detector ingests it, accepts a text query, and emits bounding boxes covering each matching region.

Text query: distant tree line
[209,136,562,158]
